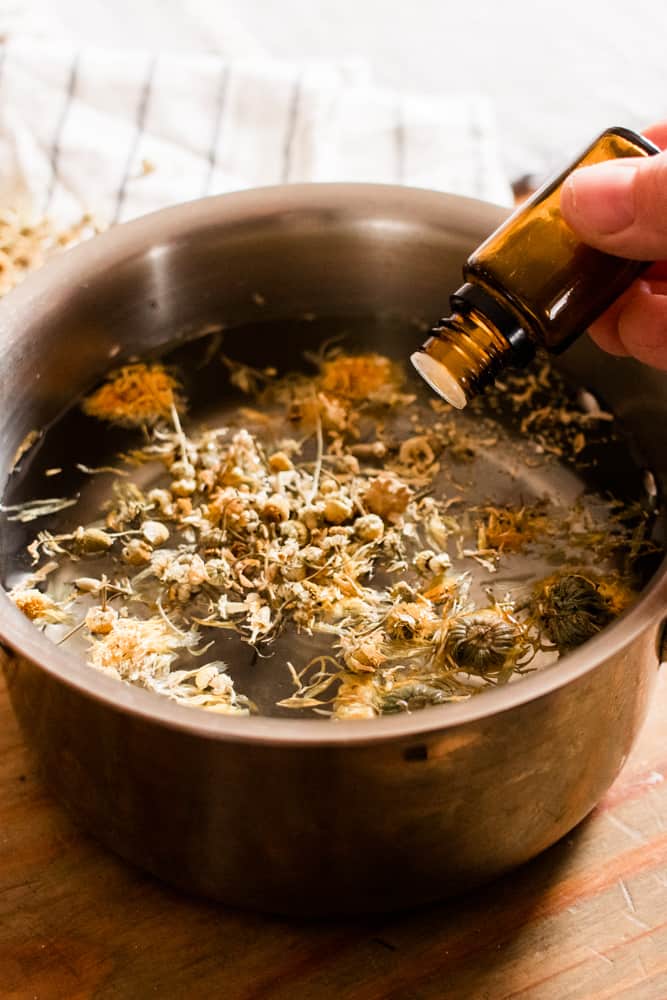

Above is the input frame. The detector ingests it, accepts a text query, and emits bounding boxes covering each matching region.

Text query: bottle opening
[410,351,467,409]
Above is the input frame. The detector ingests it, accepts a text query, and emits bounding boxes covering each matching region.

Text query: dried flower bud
[199,527,226,548]
[386,602,437,640]
[197,468,216,491]
[323,496,353,524]
[148,488,174,517]
[268,451,293,472]
[281,561,307,582]
[73,577,103,593]
[262,493,290,523]
[445,609,524,674]
[428,552,451,575]
[414,549,436,573]
[342,637,387,674]
[191,555,210,586]
[532,574,613,651]
[141,520,169,546]
[171,477,197,497]
[322,534,349,553]
[122,538,153,565]
[302,545,325,566]
[301,503,324,530]
[85,605,118,636]
[205,558,231,587]
[170,460,196,479]
[279,520,309,544]
[74,527,114,553]
[355,513,384,542]
[175,498,194,518]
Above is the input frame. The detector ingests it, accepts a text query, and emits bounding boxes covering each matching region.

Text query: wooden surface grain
[1,668,667,1000]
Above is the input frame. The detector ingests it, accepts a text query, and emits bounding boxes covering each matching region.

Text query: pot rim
[1,183,666,747]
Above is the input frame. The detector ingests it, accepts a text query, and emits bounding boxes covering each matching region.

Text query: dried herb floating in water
[529,572,633,652]
[6,346,658,720]
[82,363,185,427]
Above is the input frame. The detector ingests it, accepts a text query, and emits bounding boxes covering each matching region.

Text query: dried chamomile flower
[141,520,170,546]
[151,550,208,601]
[413,549,451,575]
[88,615,198,684]
[82,363,184,427]
[363,474,411,524]
[268,451,293,472]
[354,513,384,542]
[10,588,70,624]
[339,632,387,674]
[13,342,651,722]
[105,482,149,530]
[323,495,353,525]
[385,602,439,640]
[261,493,291,523]
[163,661,250,715]
[122,538,153,566]
[85,605,118,635]
[289,392,350,433]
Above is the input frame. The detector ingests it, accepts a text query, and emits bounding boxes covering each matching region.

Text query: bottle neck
[411,284,535,408]
[411,307,512,408]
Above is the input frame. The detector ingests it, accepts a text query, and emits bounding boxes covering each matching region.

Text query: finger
[612,280,667,370]
[642,123,667,149]
[560,151,667,260]
[586,305,630,357]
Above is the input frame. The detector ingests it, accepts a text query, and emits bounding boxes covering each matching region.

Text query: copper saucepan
[0,185,665,915]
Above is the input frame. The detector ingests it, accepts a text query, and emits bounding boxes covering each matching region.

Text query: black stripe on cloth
[44,52,79,214]
[113,55,157,224]
[202,61,230,197]
[281,76,301,184]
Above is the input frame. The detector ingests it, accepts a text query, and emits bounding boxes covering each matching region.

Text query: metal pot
[1,185,666,916]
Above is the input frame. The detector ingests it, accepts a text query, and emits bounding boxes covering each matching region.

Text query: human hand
[560,123,667,370]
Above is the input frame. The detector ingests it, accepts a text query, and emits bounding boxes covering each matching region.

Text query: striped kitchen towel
[0,36,512,227]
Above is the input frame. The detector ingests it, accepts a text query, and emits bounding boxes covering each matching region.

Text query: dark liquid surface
[1,317,663,717]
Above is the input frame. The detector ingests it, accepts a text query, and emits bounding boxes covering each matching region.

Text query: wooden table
[2,667,667,1000]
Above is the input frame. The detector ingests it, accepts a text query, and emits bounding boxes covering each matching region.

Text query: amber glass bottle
[411,127,660,408]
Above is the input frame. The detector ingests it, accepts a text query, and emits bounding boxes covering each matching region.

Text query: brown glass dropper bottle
[411,127,660,408]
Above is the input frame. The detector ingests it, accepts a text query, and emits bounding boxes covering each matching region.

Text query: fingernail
[562,161,639,235]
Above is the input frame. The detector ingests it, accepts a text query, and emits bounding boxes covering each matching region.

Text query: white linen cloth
[0,34,512,227]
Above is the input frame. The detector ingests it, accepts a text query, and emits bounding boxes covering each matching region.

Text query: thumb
[560,151,667,260]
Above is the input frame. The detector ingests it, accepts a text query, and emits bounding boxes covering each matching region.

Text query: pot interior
[0,186,665,720]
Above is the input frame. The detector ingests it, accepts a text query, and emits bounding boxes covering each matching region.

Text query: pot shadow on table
[1,679,595,1000]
